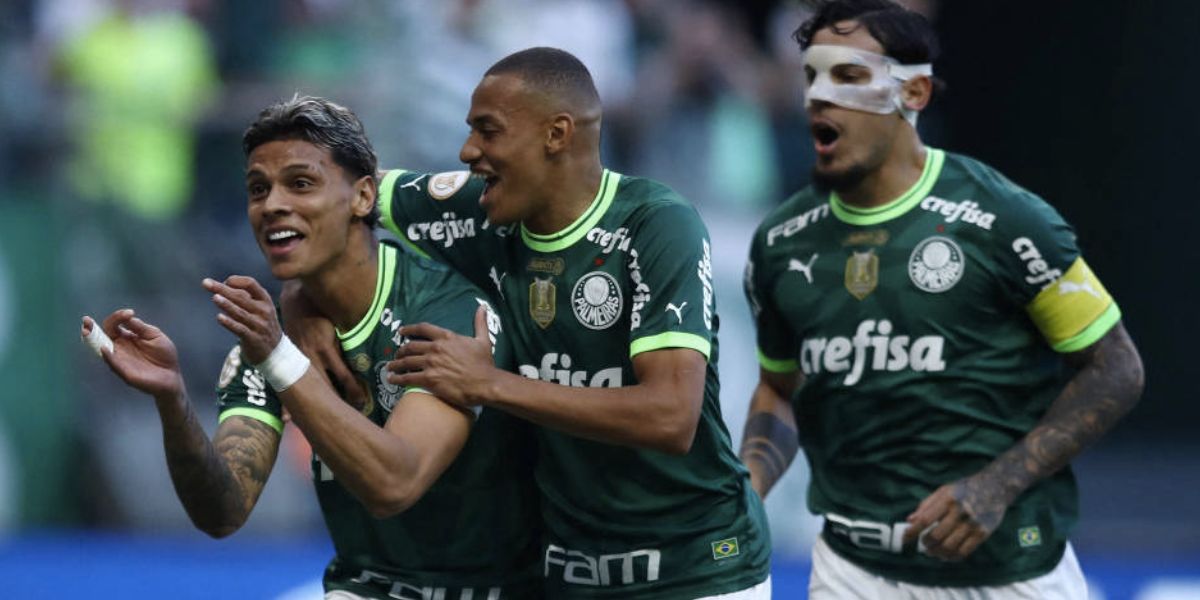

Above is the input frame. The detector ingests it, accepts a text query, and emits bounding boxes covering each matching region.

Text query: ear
[900,75,933,112]
[351,175,377,220]
[545,113,575,155]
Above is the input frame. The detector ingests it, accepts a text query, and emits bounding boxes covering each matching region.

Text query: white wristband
[83,322,114,357]
[254,335,311,392]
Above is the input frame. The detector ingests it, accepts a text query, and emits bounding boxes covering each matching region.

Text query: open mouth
[264,228,305,254]
[473,171,499,205]
[811,121,841,154]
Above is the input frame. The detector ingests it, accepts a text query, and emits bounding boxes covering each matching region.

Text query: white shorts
[695,576,773,600]
[809,535,1087,600]
[328,578,772,600]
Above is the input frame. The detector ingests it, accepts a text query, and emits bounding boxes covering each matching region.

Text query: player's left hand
[203,275,282,365]
[387,306,495,408]
[903,473,1010,561]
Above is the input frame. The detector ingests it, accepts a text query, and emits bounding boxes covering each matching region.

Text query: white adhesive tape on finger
[254,335,311,392]
[83,323,114,357]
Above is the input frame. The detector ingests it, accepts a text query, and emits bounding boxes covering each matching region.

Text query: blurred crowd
[0,0,936,538]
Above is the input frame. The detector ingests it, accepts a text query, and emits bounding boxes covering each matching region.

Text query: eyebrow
[245,162,320,180]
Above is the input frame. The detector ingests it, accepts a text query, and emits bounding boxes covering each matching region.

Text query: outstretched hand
[82,310,183,399]
[903,473,1011,561]
[203,275,281,365]
[388,306,496,408]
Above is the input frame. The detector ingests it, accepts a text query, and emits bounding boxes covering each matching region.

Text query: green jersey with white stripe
[745,148,1121,586]
[379,169,770,599]
[216,240,542,598]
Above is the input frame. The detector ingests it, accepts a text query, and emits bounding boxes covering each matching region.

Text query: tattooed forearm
[156,394,280,537]
[740,412,800,498]
[975,322,1144,504]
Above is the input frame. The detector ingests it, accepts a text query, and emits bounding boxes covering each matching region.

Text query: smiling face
[245,139,374,280]
[459,73,554,226]
[805,20,911,190]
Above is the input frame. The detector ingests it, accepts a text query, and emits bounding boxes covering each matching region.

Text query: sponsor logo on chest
[517,352,623,387]
[802,318,946,386]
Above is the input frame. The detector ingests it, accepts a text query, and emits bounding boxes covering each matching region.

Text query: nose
[262,186,292,217]
[459,134,481,165]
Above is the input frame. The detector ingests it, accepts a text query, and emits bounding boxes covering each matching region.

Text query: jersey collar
[829,147,945,225]
[521,169,620,253]
[337,242,396,350]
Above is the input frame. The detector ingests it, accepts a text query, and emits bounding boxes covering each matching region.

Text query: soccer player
[291,47,770,599]
[737,1,1145,597]
[83,96,541,599]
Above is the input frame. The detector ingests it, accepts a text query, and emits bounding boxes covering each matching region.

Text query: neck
[299,230,379,332]
[523,155,604,235]
[836,132,926,209]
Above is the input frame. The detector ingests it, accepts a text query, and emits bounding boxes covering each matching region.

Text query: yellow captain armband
[1026,257,1121,353]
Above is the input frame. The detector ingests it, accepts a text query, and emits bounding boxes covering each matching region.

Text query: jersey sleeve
[625,201,716,360]
[215,345,284,433]
[745,228,800,373]
[993,190,1120,353]
[377,169,495,290]
[405,263,511,415]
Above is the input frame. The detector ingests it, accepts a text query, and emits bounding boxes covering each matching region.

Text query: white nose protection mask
[803,44,933,126]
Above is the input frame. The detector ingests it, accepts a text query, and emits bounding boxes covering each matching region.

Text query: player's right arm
[740,368,802,498]
[738,227,804,498]
[82,309,279,538]
[206,275,473,518]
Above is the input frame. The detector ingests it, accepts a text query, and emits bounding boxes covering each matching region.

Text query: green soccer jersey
[745,148,1122,586]
[378,169,770,599]
[216,240,542,599]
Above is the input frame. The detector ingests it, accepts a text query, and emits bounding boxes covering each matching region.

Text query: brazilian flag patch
[1018,526,1042,548]
[711,537,739,560]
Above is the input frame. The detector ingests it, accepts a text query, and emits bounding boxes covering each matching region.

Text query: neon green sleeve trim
[1052,303,1122,353]
[630,331,711,360]
[757,348,799,373]
[377,169,405,234]
[219,407,284,434]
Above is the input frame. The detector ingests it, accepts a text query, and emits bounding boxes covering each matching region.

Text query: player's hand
[280,281,368,410]
[83,310,184,399]
[903,473,1010,561]
[388,306,495,408]
[203,276,281,365]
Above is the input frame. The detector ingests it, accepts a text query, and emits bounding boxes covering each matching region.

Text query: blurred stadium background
[0,0,1197,597]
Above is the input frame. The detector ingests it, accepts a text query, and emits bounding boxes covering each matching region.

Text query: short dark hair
[795,0,939,66]
[484,47,601,109]
[242,95,380,227]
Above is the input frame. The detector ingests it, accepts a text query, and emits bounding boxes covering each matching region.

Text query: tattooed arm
[905,321,1144,560]
[83,310,280,538]
[157,397,280,537]
[739,368,804,498]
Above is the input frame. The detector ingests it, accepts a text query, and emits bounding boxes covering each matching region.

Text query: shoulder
[388,239,476,291]
[752,186,828,249]
[936,151,1068,230]
[612,173,706,232]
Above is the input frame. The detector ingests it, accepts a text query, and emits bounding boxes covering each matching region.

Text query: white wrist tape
[83,323,114,357]
[254,335,311,392]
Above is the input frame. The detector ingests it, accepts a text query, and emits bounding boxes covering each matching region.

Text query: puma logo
[1058,278,1100,298]
[399,174,427,191]
[665,302,687,324]
[788,253,818,284]
[489,267,507,299]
